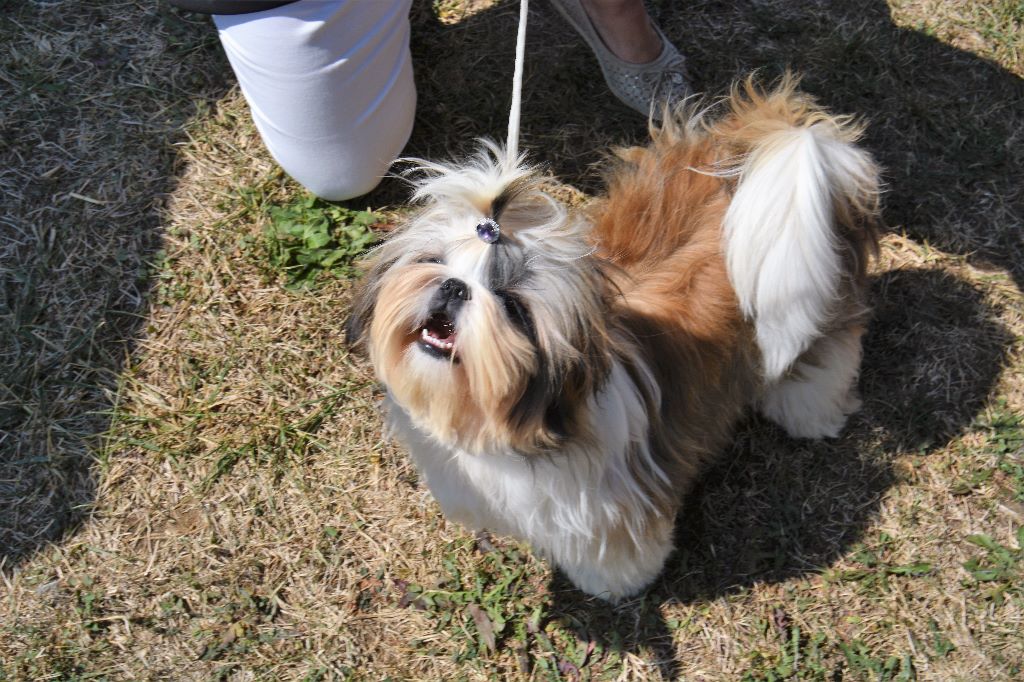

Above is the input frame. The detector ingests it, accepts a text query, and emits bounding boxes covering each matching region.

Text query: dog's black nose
[439,278,470,302]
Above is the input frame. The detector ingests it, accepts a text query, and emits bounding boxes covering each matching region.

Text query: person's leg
[549,0,691,118]
[214,0,416,200]
[580,0,662,64]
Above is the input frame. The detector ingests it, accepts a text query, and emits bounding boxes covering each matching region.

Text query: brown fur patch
[590,75,879,520]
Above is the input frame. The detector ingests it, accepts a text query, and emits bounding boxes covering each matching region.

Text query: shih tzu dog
[345,76,880,601]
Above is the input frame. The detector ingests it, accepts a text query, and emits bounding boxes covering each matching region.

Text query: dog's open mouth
[418,312,458,360]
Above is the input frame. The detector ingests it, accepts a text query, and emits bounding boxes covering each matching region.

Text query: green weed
[742,626,833,681]
[200,383,363,489]
[742,621,918,681]
[927,619,956,660]
[838,640,916,681]
[825,534,933,590]
[396,540,562,672]
[263,195,379,288]
[962,529,1024,605]
[951,404,1024,498]
[982,403,1024,500]
[194,588,281,663]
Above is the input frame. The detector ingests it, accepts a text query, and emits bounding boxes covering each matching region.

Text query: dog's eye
[495,290,535,341]
[417,256,443,264]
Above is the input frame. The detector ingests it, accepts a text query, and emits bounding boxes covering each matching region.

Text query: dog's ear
[343,307,368,348]
[503,258,614,448]
[344,255,396,349]
[343,280,374,349]
[508,332,612,450]
[507,267,614,450]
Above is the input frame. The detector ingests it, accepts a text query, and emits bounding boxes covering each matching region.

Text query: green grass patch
[952,404,1024,498]
[397,540,543,661]
[392,539,614,677]
[742,624,918,681]
[838,640,916,682]
[824,533,934,591]
[962,528,1024,606]
[742,626,833,681]
[264,195,380,288]
[983,403,1024,501]
[192,588,282,663]
[200,383,366,489]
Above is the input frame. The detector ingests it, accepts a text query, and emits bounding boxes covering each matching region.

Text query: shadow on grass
[399,0,1023,283]
[0,3,230,567]
[542,268,1012,679]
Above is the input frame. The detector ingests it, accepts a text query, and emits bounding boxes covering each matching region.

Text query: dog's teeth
[418,323,456,354]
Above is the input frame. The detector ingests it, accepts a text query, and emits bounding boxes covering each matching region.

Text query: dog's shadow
[540,267,1012,679]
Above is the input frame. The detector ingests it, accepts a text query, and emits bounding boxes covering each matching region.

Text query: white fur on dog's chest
[385,362,661,540]
[383,361,676,599]
[396,413,543,539]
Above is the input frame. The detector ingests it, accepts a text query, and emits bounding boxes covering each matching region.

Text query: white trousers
[214,0,416,200]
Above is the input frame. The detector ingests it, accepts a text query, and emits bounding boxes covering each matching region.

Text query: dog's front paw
[556,535,673,603]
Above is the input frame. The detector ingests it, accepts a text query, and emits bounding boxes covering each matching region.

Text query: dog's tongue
[425,313,455,341]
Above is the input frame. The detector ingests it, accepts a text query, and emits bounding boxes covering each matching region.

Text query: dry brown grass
[2,0,1022,680]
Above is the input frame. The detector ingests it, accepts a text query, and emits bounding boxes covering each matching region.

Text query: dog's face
[347,146,612,453]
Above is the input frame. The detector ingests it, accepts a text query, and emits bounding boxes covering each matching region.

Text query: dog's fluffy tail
[713,75,880,381]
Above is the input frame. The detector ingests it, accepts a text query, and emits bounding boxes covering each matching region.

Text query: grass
[262,196,381,289]
[1,0,1023,679]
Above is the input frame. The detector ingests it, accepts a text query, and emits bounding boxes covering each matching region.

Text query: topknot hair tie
[476,218,501,244]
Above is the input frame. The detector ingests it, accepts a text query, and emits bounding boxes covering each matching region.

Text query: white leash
[505,0,529,167]
[476,0,530,244]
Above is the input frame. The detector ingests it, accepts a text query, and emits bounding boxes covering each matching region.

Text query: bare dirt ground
[2,1,1022,679]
